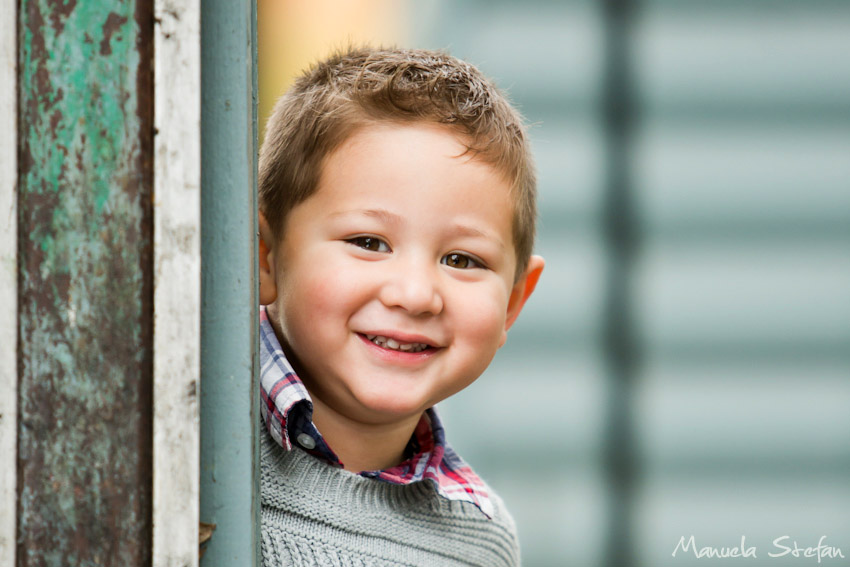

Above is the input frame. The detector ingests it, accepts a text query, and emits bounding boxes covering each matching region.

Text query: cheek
[280,247,339,303]
[299,271,338,308]
[275,260,334,335]
[453,284,510,345]
[279,255,371,330]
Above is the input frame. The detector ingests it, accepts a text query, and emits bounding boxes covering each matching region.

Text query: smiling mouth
[363,334,432,353]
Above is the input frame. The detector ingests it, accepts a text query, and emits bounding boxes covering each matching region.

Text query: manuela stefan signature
[673,535,845,563]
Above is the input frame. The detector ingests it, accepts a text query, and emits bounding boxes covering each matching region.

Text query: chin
[352,390,433,422]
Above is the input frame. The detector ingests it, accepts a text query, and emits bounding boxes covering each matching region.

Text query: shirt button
[296,432,316,450]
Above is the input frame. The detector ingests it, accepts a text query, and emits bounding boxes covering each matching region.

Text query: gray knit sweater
[260,426,521,566]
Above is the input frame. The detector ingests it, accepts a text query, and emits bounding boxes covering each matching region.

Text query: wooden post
[6,1,257,564]
[152,0,202,564]
[1,0,19,561]
[15,0,155,563]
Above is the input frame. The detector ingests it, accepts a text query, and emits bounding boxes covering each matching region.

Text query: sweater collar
[259,306,494,518]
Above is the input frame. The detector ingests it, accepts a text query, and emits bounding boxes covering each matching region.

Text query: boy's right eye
[346,236,390,253]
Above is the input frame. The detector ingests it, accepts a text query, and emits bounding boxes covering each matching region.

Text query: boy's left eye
[442,253,481,269]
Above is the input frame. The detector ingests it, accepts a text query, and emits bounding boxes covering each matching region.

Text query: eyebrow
[449,223,495,241]
[330,208,402,226]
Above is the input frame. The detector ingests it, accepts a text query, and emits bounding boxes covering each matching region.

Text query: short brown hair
[259,46,537,278]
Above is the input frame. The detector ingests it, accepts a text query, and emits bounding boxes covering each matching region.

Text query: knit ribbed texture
[261,426,521,567]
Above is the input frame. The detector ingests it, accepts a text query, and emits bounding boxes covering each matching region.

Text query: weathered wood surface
[16,0,153,564]
[1,0,19,561]
[152,0,201,565]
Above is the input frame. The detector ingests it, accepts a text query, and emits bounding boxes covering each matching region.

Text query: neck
[308,393,423,473]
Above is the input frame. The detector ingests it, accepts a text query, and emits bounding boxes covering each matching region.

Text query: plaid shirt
[259,306,495,519]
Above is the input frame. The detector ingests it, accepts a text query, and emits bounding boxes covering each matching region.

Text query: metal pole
[199,0,260,563]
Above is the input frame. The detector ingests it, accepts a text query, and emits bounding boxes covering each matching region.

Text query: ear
[258,211,278,305]
[500,255,544,347]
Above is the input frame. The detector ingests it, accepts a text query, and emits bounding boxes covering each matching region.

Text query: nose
[378,256,444,316]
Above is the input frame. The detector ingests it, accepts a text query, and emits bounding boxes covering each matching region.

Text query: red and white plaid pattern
[259,306,494,518]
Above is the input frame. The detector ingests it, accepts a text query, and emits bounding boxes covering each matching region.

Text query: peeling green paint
[18,0,153,564]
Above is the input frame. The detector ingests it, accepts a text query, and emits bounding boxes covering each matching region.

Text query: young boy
[256,46,544,566]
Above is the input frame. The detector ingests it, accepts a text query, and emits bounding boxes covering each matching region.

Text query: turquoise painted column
[199,0,260,564]
[16,0,154,563]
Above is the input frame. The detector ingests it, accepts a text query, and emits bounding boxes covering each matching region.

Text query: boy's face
[260,123,542,429]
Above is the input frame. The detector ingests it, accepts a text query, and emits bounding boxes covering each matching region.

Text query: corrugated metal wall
[418,1,850,565]
[631,2,850,566]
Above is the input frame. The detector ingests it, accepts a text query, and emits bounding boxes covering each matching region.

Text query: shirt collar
[259,306,494,518]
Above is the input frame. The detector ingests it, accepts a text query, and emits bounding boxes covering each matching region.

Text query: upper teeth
[366,334,429,353]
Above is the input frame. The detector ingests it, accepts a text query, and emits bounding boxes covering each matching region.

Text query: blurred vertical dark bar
[16,0,154,564]
[601,0,638,566]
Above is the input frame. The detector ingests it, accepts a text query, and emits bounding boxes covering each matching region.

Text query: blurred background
[258,1,850,565]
